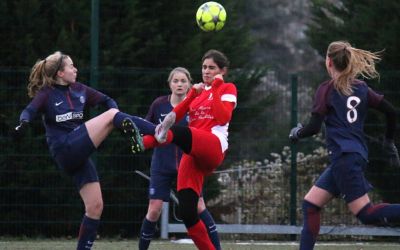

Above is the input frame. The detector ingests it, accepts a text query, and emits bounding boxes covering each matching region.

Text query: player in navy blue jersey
[138,67,221,250]
[13,51,143,250]
[289,41,400,250]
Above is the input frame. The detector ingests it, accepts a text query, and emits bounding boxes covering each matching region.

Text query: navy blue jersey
[145,95,188,174]
[312,79,383,160]
[19,82,117,153]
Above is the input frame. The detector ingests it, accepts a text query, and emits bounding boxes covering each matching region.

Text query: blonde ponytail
[327,41,381,96]
[27,51,65,97]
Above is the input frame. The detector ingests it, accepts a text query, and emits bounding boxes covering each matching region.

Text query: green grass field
[0,239,399,250]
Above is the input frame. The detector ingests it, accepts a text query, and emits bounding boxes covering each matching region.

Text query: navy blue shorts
[149,170,177,201]
[149,169,204,201]
[53,125,98,189]
[315,152,372,203]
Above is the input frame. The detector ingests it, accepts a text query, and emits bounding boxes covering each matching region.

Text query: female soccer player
[14,51,143,250]
[138,67,221,250]
[289,41,400,250]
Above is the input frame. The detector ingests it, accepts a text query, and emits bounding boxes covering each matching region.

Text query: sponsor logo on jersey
[55,101,63,106]
[56,111,84,122]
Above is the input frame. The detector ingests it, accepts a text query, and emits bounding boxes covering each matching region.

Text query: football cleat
[122,117,144,153]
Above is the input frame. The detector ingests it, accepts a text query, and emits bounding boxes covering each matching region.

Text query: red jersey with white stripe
[188,82,237,152]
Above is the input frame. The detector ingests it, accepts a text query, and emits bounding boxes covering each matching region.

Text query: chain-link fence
[1,68,399,240]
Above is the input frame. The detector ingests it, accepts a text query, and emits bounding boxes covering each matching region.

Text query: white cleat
[155,112,176,143]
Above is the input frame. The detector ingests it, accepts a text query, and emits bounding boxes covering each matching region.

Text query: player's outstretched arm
[289,113,324,143]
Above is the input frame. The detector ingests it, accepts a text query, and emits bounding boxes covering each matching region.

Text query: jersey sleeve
[19,88,49,122]
[220,83,237,107]
[367,87,384,108]
[84,83,118,109]
[311,81,331,116]
[211,82,237,125]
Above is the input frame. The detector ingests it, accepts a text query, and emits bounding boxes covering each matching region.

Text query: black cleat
[122,118,144,154]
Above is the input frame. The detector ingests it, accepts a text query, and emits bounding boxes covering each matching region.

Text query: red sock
[187,220,215,250]
[143,135,158,149]
[143,132,174,149]
[166,130,173,143]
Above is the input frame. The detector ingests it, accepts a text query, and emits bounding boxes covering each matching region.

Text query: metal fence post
[90,0,99,89]
[290,74,298,230]
[160,202,169,239]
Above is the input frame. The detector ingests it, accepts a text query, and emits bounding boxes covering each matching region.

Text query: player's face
[169,72,191,96]
[202,58,224,85]
[57,56,78,85]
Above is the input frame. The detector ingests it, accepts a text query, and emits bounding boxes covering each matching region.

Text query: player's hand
[214,74,223,81]
[212,74,224,89]
[12,120,29,141]
[289,123,303,143]
[382,139,400,168]
[192,83,205,94]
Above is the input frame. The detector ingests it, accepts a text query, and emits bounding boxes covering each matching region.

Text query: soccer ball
[196,2,227,32]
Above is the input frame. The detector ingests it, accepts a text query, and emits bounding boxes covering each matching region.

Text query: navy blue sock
[139,218,157,250]
[357,202,400,226]
[199,209,221,250]
[113,111,156,135]
[300,200,321,250]
[77,215,100,250]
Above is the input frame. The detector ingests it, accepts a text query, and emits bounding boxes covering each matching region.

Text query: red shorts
[177,127,224,195]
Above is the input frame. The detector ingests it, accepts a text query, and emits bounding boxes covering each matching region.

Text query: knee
[86,199,103,218]
[146,203,162,221]
[178,189,199,228]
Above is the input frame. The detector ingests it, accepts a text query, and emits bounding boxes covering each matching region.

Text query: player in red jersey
[118,49,236,249]
[151,49,237,250]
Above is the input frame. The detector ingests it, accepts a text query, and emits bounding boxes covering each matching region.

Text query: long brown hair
[327,41,381,95]
[27,51,67,97]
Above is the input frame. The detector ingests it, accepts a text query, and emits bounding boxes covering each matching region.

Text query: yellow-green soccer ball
[196,2,227,32]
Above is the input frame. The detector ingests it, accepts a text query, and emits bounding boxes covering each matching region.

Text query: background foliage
[0,0,400,238]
